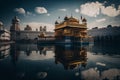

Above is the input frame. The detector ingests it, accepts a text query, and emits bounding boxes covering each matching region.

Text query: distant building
[0,22,10,42]
[24,25,32,31]
[88,25,120,42]
[10,16,54,41]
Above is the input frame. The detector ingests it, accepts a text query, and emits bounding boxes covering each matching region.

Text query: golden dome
[82,18,87,22]
[55,20,59,24]
[64,16,69,21]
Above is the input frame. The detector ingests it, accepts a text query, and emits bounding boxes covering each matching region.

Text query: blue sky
[0,0,120,31]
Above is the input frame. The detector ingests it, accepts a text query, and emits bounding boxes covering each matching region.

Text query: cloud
[101,69,120,80]
[80,2,120,17]
[75,8,79,13]
[103,1,107,5]
[14,8,35,16]
[82,68,120,80]
[22,22,54,32]
[59,9,67,11]
[80,1,102,17]
[15,8,26,14]
[35,7,47,14]
[47,13,50,16]
[82,68,100,80]
[101,5,120,17]
[26,11,36,16]
[26,11,32,15]
[96,18,106,22]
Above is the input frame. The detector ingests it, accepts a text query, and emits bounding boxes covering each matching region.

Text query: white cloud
[96,18,106,22]
[14,8,36,16]
[82,68,100,80]
[103,1,107,5]
[75,8,79,13]
[26,11,36,16]
[15,8,26,14]
[35,7,47,14]
[59,9,67,11]
[80,1,102,17]
[22,22,54,32]
[26,11,32,15]
[82,68,120,80]
[80,2,120,17]
[101,69,120,80]
[47,13,50,16]
[101,5,120,17]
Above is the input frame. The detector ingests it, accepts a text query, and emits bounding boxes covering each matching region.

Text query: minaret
[10,16,20,31]
[10,16,21,41]
[40,26,42,31]
[43,26,46,32]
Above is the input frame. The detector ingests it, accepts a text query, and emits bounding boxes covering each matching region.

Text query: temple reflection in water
[0,44,10,60]
[0,43,120,80]
[55,45,87,69]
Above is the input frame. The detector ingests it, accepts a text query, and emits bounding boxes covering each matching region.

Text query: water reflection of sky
[19,51,54,60]
[0,43,120,80]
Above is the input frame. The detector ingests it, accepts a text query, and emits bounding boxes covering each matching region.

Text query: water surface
[0,43,120,80]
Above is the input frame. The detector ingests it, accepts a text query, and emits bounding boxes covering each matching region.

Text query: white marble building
[88,25,120,41]
[10,16,54,41]
[0,22,10,41]
[15,31,54,40]
[88,25,120,37]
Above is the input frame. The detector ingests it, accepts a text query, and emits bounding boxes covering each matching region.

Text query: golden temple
[54,16,89,44]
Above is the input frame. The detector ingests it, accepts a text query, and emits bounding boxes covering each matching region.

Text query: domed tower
[10,16,20,31]
[10,16,21,41]
[24,25,32,31]
[43,26,46,32]
[40,26,42,31]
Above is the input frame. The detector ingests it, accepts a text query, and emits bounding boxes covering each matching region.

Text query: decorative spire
[64,15,69,21]
[71,13,73,18]
[55,20,59,24]
[81,16,83,20]
[82,18,87,22]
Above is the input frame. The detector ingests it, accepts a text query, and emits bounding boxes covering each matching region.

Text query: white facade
[15,30,54,40]
[0,29,10,41]
[88,26,120,37]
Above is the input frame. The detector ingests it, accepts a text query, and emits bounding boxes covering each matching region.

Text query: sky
[0,0,120,31]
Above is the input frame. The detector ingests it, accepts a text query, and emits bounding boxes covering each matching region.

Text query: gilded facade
[54,16,88,43]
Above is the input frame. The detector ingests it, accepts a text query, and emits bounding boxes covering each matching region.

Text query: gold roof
[67,17,79,23]
[55,16,87,30]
